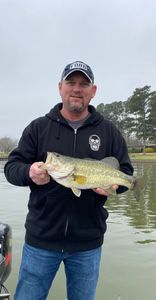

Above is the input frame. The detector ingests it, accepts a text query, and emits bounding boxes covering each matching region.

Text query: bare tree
[0,137,17,153]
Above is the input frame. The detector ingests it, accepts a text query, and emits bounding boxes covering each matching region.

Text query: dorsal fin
[102,157,120,169]
[83,156,120,169]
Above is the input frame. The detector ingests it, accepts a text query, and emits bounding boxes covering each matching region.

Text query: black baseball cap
[61,61,94,83]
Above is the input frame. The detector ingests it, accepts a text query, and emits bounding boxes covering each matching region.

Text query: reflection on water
[0,161,156,300]
[105,162,156,245]
[136,239,156,244]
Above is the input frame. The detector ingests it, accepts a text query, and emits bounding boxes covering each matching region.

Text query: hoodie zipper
[64,128,78,238]
[73,128,77,156]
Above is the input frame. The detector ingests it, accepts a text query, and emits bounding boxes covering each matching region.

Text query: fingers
[93,185,119,196]
[93,188,109,196]
[111,184,118,191]
[29,162,50,185]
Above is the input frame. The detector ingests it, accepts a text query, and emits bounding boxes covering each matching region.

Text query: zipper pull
[73,129,77,154]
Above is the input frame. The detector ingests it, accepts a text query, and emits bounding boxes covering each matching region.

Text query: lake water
[0,161,156,300]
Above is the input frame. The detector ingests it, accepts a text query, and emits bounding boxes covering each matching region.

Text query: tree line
[96,85,156,150]
[0,85,156,153]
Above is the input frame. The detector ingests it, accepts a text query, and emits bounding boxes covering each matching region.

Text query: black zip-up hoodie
[4,103,133,252]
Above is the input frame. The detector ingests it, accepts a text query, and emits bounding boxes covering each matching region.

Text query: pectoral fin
[71,188,81,197]
[73,175,87,185]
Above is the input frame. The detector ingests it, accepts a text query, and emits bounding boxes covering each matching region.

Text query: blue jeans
[14,243,102,300]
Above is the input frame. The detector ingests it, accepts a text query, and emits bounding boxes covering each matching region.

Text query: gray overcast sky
[0,0,156,139]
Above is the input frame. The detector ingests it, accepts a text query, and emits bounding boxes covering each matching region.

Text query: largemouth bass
[41,152,136,197]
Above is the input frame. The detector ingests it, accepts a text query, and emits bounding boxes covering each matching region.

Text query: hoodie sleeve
[110,123,134,194]
[4,123,38,186]
[112,126,133,174]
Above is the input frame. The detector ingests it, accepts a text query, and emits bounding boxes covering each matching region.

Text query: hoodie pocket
[94,203,109,233]
[26,185,69,240]
[66,194,109,241]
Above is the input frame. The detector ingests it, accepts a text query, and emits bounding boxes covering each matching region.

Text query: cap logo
[61,61,94,83]
[70,62,88,71]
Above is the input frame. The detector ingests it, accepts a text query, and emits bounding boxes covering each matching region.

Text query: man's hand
[93,185,118,196]
[29,162,50,185]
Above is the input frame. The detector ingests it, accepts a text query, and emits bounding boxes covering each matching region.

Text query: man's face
[59,71,97,113]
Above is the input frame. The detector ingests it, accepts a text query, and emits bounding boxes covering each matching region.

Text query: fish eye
[55,153,60,157]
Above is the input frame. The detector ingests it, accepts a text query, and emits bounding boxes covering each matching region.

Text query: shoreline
[1,151,156,163]
[1,157,156,163]
[130,154,156,163]
[131,159,156,163]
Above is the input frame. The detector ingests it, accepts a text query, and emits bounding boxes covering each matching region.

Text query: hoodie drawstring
[56,118,61,139]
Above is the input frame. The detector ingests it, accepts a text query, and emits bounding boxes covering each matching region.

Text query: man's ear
[58,81,62,88]
[92,85,97,98]
[58,82,62,94]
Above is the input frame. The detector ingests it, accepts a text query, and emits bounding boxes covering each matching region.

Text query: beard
[67,99,84,113]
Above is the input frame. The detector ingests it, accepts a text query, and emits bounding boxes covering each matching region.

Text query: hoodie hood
[45,103,104,126]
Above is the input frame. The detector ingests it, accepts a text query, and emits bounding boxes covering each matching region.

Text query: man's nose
[73,83,82,92]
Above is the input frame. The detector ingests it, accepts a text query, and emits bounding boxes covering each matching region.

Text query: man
[4,61,133,300]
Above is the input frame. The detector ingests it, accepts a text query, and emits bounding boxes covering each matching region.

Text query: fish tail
[132,177,145,201]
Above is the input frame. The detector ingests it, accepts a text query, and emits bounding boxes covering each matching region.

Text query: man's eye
[66,81,75,85]
[81,82,90,87]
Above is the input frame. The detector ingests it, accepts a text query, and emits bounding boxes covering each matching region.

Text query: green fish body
[41,152,135,197]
